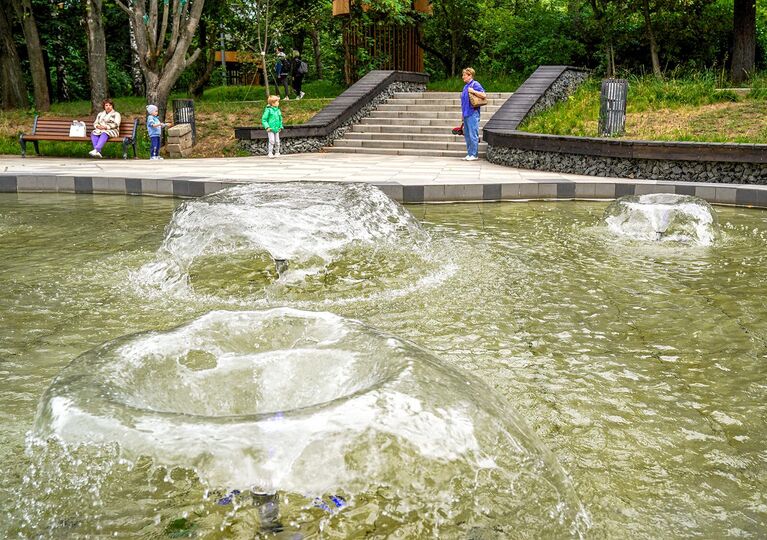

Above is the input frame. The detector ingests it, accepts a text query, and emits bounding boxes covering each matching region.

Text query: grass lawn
[520,73,767,144]
[427,73,524,93]
[0,80,344,159]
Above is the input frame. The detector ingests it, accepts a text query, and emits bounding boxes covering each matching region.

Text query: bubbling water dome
[133,182,429,293]
[33,308,588,536]
[604,193,720,245]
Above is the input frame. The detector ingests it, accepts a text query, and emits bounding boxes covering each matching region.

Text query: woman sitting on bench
[89,98,121,158]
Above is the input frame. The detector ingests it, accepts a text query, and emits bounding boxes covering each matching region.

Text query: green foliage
[107,59,134,98]
[519,79,601,136]
[427,73,525,92]
[749,72,767,100]
[520,73,767,142]
[624,72,739,110]
[476,3,585,76]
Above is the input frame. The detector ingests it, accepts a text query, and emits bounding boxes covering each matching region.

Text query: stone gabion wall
[487,146,767,184]
[240,81,426,155]
[526,69,591,119]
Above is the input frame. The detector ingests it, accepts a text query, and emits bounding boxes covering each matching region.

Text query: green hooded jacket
[261,105,283,132]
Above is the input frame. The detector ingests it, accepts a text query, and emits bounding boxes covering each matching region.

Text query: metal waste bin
[598,79,628,137]
[172,99,196,144]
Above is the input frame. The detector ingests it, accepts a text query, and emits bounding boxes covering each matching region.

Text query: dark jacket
[276,57,290,78]
[291,57,304,78]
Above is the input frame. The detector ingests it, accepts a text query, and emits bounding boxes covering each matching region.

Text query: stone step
[322,146,486,158]
[381,99,509,107]
[351,124,484,135]
[392,91,513,99]
[332,138,487,151]
[367,110,499,120]
[359,117,490,127]
[375,104,502,113]
[344,132,475,142]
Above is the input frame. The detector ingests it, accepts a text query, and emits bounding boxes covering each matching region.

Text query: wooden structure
[333,0,431,84]
[214,51,260,86]
[19,116,140,159]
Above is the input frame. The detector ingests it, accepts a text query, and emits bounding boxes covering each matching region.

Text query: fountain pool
[1,189,766,538]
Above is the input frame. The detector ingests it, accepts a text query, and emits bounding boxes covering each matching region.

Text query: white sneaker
[299,91,305,99]
[275,152,281,157]
[268,153,275,158]
[465,155,478,161]
[462,155,471,160]
[89,149,98,157]
[156,156,164,160]
[284,96,290,101]
[94,151,102,158]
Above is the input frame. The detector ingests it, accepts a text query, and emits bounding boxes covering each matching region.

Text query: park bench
[19,116,140,159]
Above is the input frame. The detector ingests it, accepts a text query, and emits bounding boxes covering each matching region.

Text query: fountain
[603,193,720,245]
[4,191,767,538]
[32,308,588,536]
[132,182,429,294]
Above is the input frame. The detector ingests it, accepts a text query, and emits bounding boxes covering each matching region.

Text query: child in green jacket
[261,95,284,157]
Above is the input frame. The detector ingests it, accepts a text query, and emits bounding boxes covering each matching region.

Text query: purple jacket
[461,79,485,118]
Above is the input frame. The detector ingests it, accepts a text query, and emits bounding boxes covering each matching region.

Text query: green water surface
[1,193,766,538]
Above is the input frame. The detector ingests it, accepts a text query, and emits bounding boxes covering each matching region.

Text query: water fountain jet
[604,193,720,245]
[33,308,588,537]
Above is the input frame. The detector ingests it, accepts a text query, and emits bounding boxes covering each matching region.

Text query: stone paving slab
[2,153,767,207]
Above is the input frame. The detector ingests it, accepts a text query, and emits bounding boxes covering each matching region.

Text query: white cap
[146,104,158,114]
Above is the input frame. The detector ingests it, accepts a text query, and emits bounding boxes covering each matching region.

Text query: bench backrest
[32,116,139,139]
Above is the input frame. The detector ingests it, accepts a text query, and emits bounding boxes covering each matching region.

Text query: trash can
[598,79,628,137]
[172,99,196,145]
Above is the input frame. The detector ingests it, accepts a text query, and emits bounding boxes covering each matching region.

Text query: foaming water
[604,193,720,245]
[5,195,767,537]
[131,182,429,295]
[31,308,587,537]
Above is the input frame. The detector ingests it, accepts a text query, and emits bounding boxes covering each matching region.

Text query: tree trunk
[189,49,215,98]
[416,24,450,76]
[261,53,271,100]
[86,0,108,112]
[118,0,204,120]
[309,28,322,79]
[11,0,50,110]
[0,0,27,109]
[731,0,756,85]
[189,20,214,97]
[129,24,144,96]
[641,0,662,79]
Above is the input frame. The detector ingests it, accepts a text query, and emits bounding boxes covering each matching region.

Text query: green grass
[201,79,345,101]
[0,81,344,158]
[519,72,767,143]
[427,72,525,92]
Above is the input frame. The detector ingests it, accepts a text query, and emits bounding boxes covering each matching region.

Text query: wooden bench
[19,116,140,159]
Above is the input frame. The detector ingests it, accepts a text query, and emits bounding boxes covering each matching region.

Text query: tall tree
[731,0,756,84]
[0,0,27,109]
[10,0,50,110]
[85,0,109,112]
[115,0,206,119]
[639,0,661,79]
[419,0,479,77]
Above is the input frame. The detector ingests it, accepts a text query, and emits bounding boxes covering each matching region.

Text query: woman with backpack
[275,47,292,100]
[291,50,307,100]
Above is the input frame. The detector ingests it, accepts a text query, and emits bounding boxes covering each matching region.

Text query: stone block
[168,124,191,137]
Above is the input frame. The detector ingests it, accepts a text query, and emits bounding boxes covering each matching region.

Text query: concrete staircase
[323,91,514,158]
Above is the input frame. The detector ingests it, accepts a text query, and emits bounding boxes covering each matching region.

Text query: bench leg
[19,136,26,157]
[33,141,40,155]
[122,138,129,159]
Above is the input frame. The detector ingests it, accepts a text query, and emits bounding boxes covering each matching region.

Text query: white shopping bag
[69,120,86,137]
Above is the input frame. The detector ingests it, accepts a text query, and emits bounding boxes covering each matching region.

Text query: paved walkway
[2,153,766,206]
[1,153,606,184]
